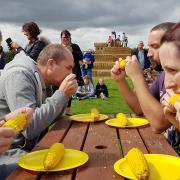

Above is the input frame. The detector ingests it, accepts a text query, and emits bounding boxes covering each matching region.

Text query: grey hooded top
[0,51,69,150]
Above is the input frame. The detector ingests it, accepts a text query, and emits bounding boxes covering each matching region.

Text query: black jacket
[95,83,109,97]
[0,46,6,69]
[71,43,83,86]
[24,40,46,61]
[132,48,151,70]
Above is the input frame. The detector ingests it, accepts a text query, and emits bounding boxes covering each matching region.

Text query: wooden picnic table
[7,114,178,180]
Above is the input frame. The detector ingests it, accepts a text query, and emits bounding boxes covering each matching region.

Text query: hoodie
[0,51,69,150]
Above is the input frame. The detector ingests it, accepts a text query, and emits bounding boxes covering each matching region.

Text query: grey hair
[37,44,66,65]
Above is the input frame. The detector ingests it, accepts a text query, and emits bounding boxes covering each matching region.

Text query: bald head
[37,44,71,65]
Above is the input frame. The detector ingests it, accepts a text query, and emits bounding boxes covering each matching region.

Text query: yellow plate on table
[114,154,180,180]
[70,113,108,122]
[105,117,149,128]
[18,149,89,172]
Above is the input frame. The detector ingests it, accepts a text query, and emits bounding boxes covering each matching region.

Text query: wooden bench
[7,114,178,180]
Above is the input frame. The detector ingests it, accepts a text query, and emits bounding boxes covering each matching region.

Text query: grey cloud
[0,0,179,50]
[0,0,179,31]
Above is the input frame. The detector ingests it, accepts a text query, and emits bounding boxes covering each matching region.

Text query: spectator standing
[132,41,151,70]
[81,49,94,82]
[116,35,121,46]
[107,35,113,47]
[111,31,116,47]
[60,30,83,115]
[11,21,47,61]
[122,32,128,47]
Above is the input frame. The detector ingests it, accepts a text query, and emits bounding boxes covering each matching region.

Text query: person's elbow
[150,120,171,134]
[132,106,143,116]
[151,127,164,134]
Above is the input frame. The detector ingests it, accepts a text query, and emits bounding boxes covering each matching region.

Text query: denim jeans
[81,68,93,82]
[0,163,18,180]
[0,148,27,179]
[79,93,95,100]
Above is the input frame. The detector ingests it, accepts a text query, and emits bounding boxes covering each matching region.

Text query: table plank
[139,126,178,156]
[76,122,122,180]
[36,116,72,149]
[41,121,89,180]
[118,128,148,155]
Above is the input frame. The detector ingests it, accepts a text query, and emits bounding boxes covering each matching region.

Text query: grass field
[71,79,133,115]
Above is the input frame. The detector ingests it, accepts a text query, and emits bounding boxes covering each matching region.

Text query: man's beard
[150,60,163,71]
[154,64,163,71]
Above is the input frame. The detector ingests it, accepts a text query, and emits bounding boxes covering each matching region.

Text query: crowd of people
[107,31,128,47]
[0,20,179,179]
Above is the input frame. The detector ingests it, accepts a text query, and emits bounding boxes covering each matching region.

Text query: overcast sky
[0,0,179,51]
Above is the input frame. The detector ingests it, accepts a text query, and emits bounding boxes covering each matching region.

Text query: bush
[5,51,14,63]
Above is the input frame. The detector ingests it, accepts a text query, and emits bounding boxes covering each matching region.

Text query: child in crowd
[72,75,95,100]
[81,49,94,82]
[95,78,109,100]
[82,50,93,69]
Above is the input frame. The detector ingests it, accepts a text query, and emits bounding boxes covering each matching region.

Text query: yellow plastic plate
[105,117,149,128]
[18,149,89,172]
[70,113,108,122]
[114,154,180,180]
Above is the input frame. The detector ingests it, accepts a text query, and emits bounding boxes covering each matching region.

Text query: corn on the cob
[116,113,128,126]
[119,59,126,70]
[90,108,100,121]
[43,143,65,170]
[125,148,149,180]
[2,113,27,134]
[169,94,180,107]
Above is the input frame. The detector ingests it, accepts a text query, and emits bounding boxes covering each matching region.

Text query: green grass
[71,79,133,114]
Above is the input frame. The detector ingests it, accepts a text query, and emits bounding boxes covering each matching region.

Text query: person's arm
[4,72,76,139]
[111,61,142,115]
[0,107,33,153]
[0,128,14,154]
[4,107,33,127]
[125,56,171,133]
[27,41,45,61]
[11,41,45,61]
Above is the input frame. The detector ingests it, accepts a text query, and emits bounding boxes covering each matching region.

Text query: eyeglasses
[62,36,70,39]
